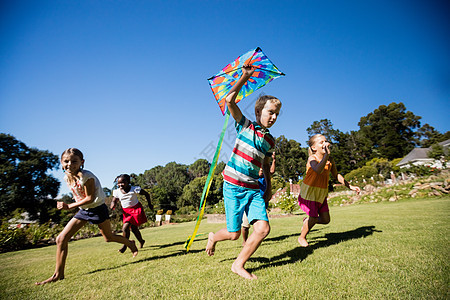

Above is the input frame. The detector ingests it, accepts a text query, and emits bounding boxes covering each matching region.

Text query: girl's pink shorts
[298,196,329,218]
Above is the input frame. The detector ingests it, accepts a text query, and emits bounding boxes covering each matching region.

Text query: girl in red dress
[111,174,153,253]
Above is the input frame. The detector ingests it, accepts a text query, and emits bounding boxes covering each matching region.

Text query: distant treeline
[1,102,449,221]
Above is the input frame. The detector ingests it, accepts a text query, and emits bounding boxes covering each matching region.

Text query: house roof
[397,139,449,166]
[397,148,432,166]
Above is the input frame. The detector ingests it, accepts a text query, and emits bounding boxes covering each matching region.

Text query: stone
[364,184,376,193]
[409,189,418,195]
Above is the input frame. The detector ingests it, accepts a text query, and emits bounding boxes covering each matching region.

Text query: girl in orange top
[298,134,360,247]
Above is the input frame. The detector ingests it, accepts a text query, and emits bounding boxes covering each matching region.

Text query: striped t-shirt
[223,115,275,190]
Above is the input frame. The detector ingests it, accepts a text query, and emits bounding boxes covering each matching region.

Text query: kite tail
[185,111,230,252]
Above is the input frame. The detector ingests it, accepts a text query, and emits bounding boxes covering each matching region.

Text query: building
[397,139,449,169]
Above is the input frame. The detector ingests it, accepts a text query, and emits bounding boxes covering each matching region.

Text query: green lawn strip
[0,197,448,299]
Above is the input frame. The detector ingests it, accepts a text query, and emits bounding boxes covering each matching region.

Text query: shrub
[209,200,226,214]
[176,205,197,215]
[0,222,29,252]
[273,192,299,213]
[345,165,378,182]
[170,214,198,223]
[403,164,439,177]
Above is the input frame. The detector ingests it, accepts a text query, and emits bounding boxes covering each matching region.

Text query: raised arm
[225,65,256,121]
[309,143,330,174]
[309,154,329,174]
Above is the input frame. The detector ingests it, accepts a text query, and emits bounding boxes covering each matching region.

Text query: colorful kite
[185,47,284,252]
[208,47,285,115]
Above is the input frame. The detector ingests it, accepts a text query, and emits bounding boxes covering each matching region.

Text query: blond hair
[307,134,325,157]
[255,94,281,116]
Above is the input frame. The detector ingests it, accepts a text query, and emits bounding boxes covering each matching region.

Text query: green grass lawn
[1,197,448,299]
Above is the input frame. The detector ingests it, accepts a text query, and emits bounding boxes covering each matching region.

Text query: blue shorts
[74,203,110,224]
[224,181,268,232]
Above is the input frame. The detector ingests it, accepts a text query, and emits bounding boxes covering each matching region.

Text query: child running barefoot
[111,174,153,253]
[205,65,282,279]
[35,148,138,285]
[297,135,360,247]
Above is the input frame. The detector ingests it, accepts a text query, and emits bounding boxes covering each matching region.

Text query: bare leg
[317,211,330,225]
[118,222,131,253]
[35,218,86,285]
[231,220,270,280]
[130,225,145,248]
[98,220,138,257]
[241,226,250,246]
[298,216,318,247]
[206,228,241,256]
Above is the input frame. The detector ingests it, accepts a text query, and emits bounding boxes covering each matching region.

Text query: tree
[331,130,374,174]
[358,102,421,160]
[148,185,169,210]
[135,165,164,189]
[274,135,307,181]
[188,159,211,178]
[270,173,286,195]
[214,161,226,175]
[306,119,341,143]
[0,134,60,221]
[177,174,223,209]
[416,124,444,148]
[134,162,190,210]
[428,143,445,160]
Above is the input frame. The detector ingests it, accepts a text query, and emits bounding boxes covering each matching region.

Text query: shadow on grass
[248,226,382,272]
[86,247,204,275]
[263,229,318,244]
[86,234,212,275]
[148,235,208,249]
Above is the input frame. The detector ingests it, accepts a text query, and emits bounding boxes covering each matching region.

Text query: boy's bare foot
[35,273,64,285]
[298,236,309,247]
[231,262,257,280]
[118,245,127,253]
[140,240,145,248]
[205,232,216,256]
[129,240,138,257]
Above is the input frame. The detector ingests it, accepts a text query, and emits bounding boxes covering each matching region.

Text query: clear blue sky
[1,0,449,196]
